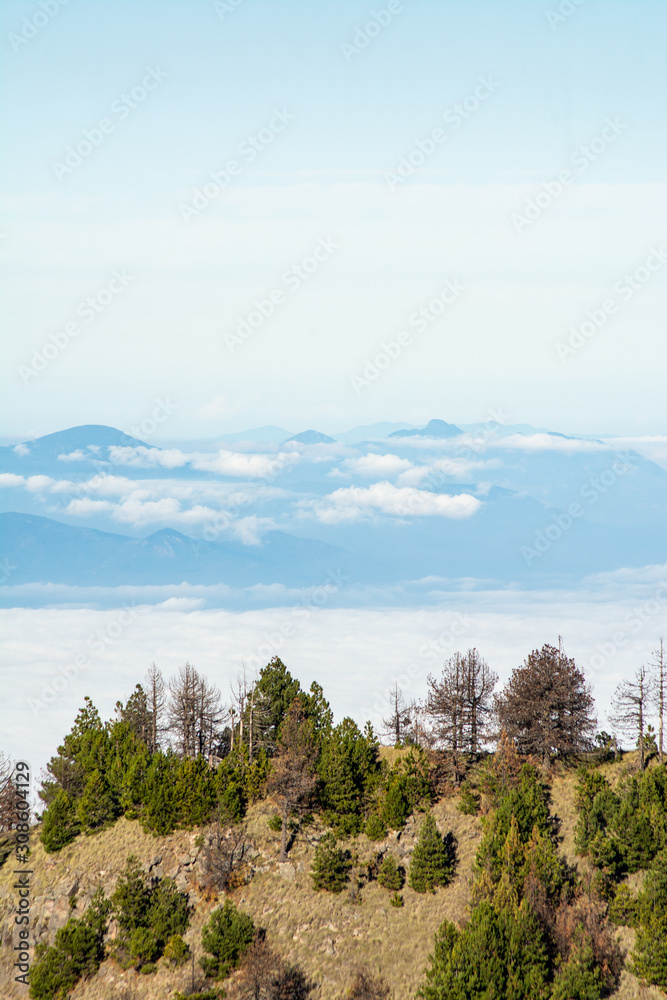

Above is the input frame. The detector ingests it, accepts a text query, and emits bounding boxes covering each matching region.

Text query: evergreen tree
[29,892,109,1000]
[409,813,454,893]
[310,832,351,893]
[632,849,667,987]
[200,899,255,979]
[417,903,550,1000]
[377,853,405,891]
[76,768,118,832]
[40,789,80,853]
[495,643,596,762]
[254,657,302,749]
[266,696,318,861]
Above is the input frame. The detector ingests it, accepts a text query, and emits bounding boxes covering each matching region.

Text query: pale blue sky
[2,0,666,438]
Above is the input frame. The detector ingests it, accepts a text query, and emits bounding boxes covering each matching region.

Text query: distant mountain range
[1,420,665,603]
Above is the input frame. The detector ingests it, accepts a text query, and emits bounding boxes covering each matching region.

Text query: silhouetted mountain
[388,419,463,439]
[285,430,337,445]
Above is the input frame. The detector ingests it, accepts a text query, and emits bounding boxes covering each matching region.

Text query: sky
[2,0,666,438]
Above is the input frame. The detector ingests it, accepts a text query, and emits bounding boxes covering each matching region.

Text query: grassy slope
[0,754,664,999]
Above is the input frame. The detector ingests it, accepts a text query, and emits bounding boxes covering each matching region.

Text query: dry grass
[1,758,664,999]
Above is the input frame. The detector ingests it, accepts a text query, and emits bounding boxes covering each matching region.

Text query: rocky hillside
[0,757,663,999]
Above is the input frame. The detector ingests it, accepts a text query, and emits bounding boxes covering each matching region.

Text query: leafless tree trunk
[168,663,223,759]
[381,684,413,746]
[609,664,651,772]
[426,649,497,778]
[652,638,665,766]
[145,662,166,753]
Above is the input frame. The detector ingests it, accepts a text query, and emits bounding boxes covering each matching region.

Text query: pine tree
[310,832,351,893]
[377,853,405,891]
[495,643,596,762]
[266,697,318,861]
[409,813,453,893]
[632,850,667,987]
[200,899,254,980]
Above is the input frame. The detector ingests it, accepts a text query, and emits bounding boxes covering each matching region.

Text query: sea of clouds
[2,560,665,788]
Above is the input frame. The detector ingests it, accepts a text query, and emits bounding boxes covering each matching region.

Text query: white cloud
[397,457,501,486]
[306,481,482,523]
[3,570,665,781]
[0,473,25,488]
[57,450,87,461]
[492,434,611,454]
[64,498,114,516]
[108,446,188,469]
[25,475,54,492]
[191,450,299,479]
[606,436,667,471]
[13,443,30,457]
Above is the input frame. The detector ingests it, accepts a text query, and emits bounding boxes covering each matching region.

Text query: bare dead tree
[609,664,652,772]
[426,649,497,779]
[463,648,498,756]
[381,684,414,746]
[145,662,167,753]
[348,969,392,1000]
[0,752,21,832]
[266,697,318,862]
[201,822,251,893]
[651,638,665,766]
[231,669,249,749]
[168,662,223,759]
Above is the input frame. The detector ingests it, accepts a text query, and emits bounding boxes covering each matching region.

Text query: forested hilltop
[1,641,666,1000]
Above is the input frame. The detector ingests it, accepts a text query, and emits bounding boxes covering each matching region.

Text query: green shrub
[110,855,189,969]
[365,814,388,841]
[128,926,160,966]
[608,883,638,926]
[40,790,80,853]
[29,898,108,1000]
[417,903,550,1000]
[409,814,454,893]
[632,850,667,987]
[377,853,405,891]
[268,813,283,832]
[458,782,480,816]
[163,933,191,966]
[390,892,404,908]
[200,900,254,980]
[551,941,605,1000]
[310,832,351,893]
